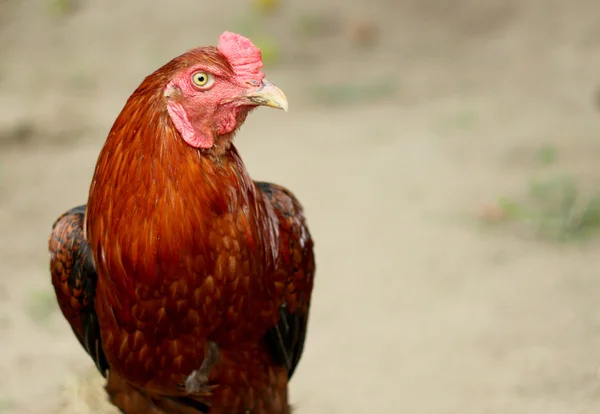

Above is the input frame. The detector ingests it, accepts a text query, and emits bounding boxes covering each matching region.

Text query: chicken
[49,32,315,414]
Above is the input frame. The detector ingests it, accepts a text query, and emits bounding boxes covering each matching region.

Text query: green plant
[481,175,600,242]
[25,289,58,326]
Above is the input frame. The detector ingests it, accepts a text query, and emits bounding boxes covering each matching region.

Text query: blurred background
[2,0,600,413]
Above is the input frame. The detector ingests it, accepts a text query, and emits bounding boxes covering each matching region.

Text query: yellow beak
[245,79,288,112]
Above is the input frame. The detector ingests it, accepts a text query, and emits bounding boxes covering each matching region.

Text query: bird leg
[184,341,220,395]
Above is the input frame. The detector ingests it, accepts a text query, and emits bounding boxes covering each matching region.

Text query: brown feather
[47,44,316,414]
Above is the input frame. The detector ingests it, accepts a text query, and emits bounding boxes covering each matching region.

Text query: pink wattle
[166,100,214,149]
[217,32,265,83]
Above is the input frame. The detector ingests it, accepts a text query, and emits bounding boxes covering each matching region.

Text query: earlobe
[166,99,214,149]
[164,82,182,99]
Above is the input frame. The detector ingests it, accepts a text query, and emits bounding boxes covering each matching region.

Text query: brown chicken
[49,32,315,414]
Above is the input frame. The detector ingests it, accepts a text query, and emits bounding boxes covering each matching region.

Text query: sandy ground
[2,0,600,413]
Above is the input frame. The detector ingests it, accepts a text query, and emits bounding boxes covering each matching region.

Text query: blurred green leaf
[454,110,478,130]
[49,0,78,16]
[251,0,280,15]
[25,289,58,326]
[537,145,558,165]
[310,79,396,106]
[253,37,280,66]
[497,197,526,220]
[433,110,479,135]
[487,175,600,242]
[0,398,15,413]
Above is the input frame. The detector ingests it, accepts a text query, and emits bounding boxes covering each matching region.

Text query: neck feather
[86,86,258,292]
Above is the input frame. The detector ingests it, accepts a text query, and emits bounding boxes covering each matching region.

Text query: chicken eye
[191,71,214,89]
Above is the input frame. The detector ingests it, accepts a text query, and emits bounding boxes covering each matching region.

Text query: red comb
[217,32,265,83]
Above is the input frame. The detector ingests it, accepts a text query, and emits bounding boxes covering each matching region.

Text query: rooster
[49,32,315,414]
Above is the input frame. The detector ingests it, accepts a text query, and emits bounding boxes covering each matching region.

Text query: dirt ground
[2,0,600,413]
